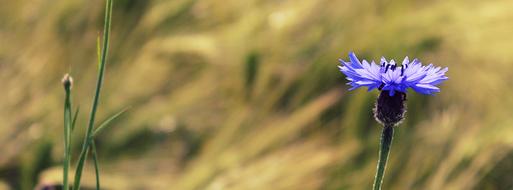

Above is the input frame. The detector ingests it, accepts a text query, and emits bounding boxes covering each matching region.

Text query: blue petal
[412,84,440,95]
[402,56,409,66]
[348,52,363,69]
[339,52,382,91]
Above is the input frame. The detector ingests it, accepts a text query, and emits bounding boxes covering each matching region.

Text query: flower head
[62,73,73,90]
[338,52,448,96]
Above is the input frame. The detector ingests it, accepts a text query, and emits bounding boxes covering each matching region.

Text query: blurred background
[1,0,513,189]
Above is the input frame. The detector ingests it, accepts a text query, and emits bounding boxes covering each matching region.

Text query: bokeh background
[1,0,513,189]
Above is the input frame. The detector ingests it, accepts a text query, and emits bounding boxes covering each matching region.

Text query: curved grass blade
[93,107,130,137]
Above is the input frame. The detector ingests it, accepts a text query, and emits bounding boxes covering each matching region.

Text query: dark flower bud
[62,73,73,90]
[374,90,406,127]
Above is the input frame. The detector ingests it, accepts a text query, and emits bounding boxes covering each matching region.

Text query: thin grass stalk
[73,0,113,189]
[372,125,394,190]
[63,75,72,190]
[71,107,80,132]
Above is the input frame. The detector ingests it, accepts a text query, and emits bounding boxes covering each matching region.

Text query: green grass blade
[73,0,114,189]
[73,142,90,188]
[97,32,101,70]
[93,107,130,137]
[71,106,80,132]
[91,141,101,190]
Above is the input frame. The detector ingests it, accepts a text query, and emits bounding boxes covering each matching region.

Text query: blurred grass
[1,0,513,189]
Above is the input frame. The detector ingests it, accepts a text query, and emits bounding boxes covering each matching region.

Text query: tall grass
[61,0,114,189]
[72,0,113,188]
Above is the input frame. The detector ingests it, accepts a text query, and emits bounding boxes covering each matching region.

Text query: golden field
[1,0,513,189]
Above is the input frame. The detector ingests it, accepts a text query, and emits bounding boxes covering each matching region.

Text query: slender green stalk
[91,141,101,190]
[73,0,113,189]
[63,75,73,190]
[373,125,394,190]
[71,107,80,132]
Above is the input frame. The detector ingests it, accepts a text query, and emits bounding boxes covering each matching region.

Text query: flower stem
[63,80,72,190]
[373,125,394,190]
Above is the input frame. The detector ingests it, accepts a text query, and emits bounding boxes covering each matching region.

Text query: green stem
[91,141,101,190]
[63,86,72,190]
[373,125,394,190]
[73,0,113,189]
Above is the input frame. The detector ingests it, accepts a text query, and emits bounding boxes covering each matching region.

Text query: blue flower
[338,52,448,96]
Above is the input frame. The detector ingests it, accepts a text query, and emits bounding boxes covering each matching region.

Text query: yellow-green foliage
[1,0,513,189]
